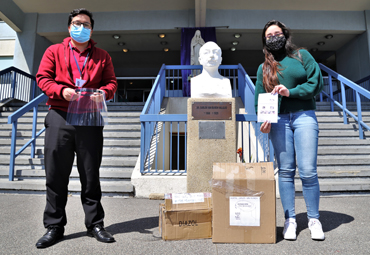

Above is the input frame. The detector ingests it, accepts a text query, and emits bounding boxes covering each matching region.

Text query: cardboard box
[159,193,212,241]
[212,162,276,243]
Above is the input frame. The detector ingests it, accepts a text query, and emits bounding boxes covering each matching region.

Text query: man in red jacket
[35,8,117,249]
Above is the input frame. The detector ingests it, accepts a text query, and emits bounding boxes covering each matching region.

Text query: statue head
[198,41,222,68]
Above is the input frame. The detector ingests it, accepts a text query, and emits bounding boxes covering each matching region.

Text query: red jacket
[36,37,117,111]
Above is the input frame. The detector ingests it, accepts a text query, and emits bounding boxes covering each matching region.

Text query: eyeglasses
[71,21,92,29]
[266,33,284,41]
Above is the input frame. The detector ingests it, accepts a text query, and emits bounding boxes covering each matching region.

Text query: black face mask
[266,35,286,51]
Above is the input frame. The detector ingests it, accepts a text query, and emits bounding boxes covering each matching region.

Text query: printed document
[229,196,260,226]
[257,93,278,123]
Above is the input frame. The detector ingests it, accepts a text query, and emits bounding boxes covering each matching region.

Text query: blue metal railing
[319,64,370,139]
[1,67,48,181]
[0,66,43,103]
[355,75,370,102]
[140,64,272,174]
[319,76,370,103]
[7,93,48,181]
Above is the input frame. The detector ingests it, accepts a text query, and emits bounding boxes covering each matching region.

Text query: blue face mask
[70,25,91,43]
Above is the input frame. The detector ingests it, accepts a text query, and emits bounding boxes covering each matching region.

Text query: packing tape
[210,179,264,198]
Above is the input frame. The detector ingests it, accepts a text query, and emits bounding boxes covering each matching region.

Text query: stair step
[317,168,370,177]
[0,169,133,179]
[0,178,134,193]
[317,119,370,125]
[315,111,370,116]
[0,165,135,173]
[0,123,141,130]
[1,103,143,112]
[103,139,141,146]
[0,147,140,156]
[317,155,370,165]
[295,178,370,192]
[0,138,141,146]
[293,166,370,178]
[0,130,142,138]
[319,123,362,130]
[318,146,370,155]
[0,117,140,126]
[319,130,367,137]
[318,138,370,145]
[0,157,138,166]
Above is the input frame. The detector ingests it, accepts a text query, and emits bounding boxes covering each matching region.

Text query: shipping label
[229,196,260,226]
[172,193,205,204]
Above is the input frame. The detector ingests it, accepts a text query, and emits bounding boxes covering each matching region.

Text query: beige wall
[0,40,15,56]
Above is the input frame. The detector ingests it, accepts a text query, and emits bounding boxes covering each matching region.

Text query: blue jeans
[270,110,320,220]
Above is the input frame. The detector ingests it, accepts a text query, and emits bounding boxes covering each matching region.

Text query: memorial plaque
[199,121,225,139]
[192,102,232,120]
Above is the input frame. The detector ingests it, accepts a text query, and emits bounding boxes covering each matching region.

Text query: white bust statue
[191,41,232,98]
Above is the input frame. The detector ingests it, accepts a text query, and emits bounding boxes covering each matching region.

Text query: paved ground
[0,193,369,255]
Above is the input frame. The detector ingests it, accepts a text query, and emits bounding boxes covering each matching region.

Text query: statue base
[187,98,236,192]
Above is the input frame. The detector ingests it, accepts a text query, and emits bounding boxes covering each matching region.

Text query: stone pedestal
[187,98,236,192]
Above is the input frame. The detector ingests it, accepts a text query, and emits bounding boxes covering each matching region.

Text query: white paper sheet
[172,193,205,204]
[229,196,260,226]
[257,93,278,123]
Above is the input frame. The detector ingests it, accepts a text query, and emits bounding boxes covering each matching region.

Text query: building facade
[1,0,370,100]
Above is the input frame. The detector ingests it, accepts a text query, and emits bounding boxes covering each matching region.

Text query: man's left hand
[91,91,105,102]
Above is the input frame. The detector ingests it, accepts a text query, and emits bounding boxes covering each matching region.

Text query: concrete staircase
[0,103,143,196]
[1,101,369,196]
[295,102,370,195]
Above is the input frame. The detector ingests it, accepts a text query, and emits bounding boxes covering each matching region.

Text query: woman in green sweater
[254,20,325,241]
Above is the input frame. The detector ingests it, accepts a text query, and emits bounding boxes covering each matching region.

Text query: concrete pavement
[0,193,369,255]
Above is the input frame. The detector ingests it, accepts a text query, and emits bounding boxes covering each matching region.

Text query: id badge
[75,78,86,87]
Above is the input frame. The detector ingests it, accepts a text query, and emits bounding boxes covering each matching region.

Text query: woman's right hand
[260,121,271,133]
[271,84,289,97]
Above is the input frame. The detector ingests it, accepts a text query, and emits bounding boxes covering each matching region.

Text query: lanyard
[69,43,90,79]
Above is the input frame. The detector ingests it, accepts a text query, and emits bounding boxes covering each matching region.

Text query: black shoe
[35,226,64,249]
[87,224,115,243]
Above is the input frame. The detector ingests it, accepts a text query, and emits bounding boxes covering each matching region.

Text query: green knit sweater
[254,49,323,114]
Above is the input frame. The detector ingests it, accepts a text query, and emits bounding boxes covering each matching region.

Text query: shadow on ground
[62,216,159,241]
[63,211,354,243]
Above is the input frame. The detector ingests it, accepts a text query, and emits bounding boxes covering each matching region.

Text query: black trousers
[43,109,104,229]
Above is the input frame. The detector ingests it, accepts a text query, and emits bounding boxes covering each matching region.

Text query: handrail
[0,66,35,79]
[7,92,48,181]
[320,74,370,101]
[237,63,257,114]
[0,66,42,103]
[141,64,166,115]
[319,63,370,139]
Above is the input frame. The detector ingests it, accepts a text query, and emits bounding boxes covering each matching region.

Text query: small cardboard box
[159,193,212,241]
[212,162,276,243]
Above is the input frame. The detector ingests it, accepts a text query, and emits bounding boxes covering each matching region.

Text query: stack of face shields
[66,88,109,126]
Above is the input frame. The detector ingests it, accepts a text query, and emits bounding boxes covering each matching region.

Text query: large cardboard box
[159,193,212,241]
[212,162,276,243]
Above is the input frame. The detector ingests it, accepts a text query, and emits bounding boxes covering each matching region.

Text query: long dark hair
[262,20,300,92]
